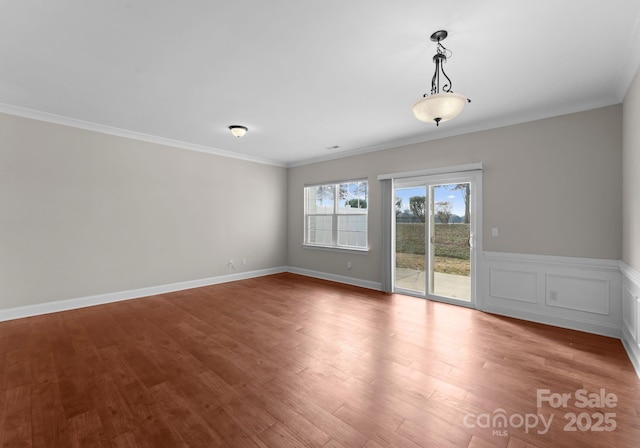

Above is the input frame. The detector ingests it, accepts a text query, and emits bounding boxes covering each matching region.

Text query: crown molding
[286,97,620,168]
[0,103,286,168]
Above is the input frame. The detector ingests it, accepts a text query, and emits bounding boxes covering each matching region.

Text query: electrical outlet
[492,228,499,237]
[242,258,246,265]
[549,290,558,301]
[347,261,352,270]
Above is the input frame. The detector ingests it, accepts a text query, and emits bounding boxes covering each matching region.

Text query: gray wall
[0,113,288,309]
[0,101,627,310]
[288,105,622,284]
[623,67,640,271]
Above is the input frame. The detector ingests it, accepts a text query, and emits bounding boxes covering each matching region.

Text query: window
[304,180,368,250]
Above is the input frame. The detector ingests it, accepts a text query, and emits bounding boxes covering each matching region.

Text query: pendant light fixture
[412,30,470,126]
[229,125,248,138]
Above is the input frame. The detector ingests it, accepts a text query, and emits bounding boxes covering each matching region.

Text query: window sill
[302,244,370,254]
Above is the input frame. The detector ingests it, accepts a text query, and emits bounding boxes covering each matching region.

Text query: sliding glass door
[394,184,428,295]
[393,172,479,306]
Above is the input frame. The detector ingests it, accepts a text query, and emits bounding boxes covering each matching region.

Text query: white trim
[620,261,640,379]
[286,266,382,291]
[620,260,640,285]
[622,326,640,379]
[377,163,483,181]
[0,266,380,323]
[302,244,369,254]
[482,303,622,338]
[0,267,286,322]
[484,251,621,272]
[304,177,368,188]
[0,103,286,167]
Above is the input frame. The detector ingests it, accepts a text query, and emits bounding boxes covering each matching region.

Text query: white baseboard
[482,303,622,338]
[0,267,287,322]
[0,266,378,323]
[286,266,382,291]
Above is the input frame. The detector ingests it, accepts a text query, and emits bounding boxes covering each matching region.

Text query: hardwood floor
[1,272,639,447]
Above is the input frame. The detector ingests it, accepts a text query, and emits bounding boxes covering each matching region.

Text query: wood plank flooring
[1,272,639,447]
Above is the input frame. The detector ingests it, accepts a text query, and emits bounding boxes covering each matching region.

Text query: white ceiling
[1,1,639,166]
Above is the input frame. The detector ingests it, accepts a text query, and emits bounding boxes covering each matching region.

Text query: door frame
[392,169,483,309]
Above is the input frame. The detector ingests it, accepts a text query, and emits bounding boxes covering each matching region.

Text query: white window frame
[303,179,369,252]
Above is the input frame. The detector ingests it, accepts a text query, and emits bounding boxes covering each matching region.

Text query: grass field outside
[396,223,470,276]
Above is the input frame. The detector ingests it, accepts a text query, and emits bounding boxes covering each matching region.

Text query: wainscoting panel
[637,295,640,346]
[545,274,610,315]
[620,262,640,378]
[622,285,637,340]
[483,252,622,338]
[489,268,538,303]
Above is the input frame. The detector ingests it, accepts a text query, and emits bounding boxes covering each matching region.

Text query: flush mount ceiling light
[412,30,470,126]
[228,125,248,138]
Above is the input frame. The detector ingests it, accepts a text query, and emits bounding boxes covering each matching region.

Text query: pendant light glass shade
[412,92,468,125]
